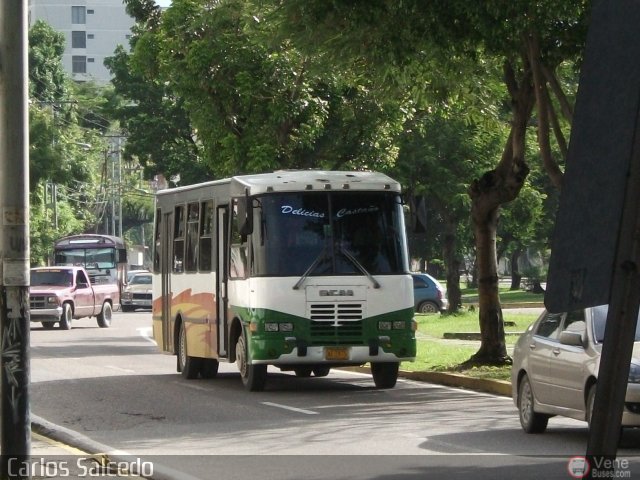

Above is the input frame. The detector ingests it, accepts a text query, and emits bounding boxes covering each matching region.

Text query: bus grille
[308,303,363,345]
[309,303,363,321]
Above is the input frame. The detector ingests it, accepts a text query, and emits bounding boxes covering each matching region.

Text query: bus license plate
[325,347,349,361]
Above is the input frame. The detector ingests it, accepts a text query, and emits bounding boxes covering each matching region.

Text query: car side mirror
[559,330,585,347]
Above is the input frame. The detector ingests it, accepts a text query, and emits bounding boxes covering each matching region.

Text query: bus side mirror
[237,196,253,236]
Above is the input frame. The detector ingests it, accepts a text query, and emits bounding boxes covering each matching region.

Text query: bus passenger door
[216,206,229,357]
[161,211,173,352]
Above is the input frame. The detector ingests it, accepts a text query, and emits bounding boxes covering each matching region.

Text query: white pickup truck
[29,266,120,329]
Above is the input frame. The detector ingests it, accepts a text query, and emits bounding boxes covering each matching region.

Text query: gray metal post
[0,1,31,478]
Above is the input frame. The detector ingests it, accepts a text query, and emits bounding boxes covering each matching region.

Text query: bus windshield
[54,247,116,270]
[251,191,408,277]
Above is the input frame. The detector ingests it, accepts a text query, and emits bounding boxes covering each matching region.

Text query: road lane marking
[261,402,318,415]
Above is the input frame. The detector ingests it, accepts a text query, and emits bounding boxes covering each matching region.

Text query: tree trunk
[463,60,534,367]
[443,216,461,313]
[467,199,510,365]
[510,248,522,290]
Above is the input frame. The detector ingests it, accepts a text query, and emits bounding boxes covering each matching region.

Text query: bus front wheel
[236,332,267,391]
[371,362,399,389]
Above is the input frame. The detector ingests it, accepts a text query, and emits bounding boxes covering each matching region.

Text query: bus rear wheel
[371,362,399,389]
[178,321,202,379]
[236,332,267,391]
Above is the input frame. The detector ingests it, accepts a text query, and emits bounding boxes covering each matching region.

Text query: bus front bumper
[252,344,415,365]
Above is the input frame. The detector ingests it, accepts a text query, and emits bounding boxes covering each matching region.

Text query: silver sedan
[511,305,640,433]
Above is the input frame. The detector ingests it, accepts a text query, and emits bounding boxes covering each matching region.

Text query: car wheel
[41,321,56,330]
[371,362,399,389]
[417,301,439,314]
[236,330,267,391]
[59,303,72,330]
[97,302,112,328]
[518,374,549,433]
[313,367,331,377]
[178,321,202,379]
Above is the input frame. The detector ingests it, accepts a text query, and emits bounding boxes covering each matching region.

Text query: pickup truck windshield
[31,270,73,287]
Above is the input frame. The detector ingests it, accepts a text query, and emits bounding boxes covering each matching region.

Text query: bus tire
[313,367,331,377]
[178,320,202,379]
[59,303,73,330]
[201,358,219,379]
[97,302,112,328]
[294,367,313,377]
[371,362,399,389]
[236,331,267,391]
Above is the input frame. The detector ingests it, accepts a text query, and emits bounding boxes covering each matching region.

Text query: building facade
[29,0,135,84]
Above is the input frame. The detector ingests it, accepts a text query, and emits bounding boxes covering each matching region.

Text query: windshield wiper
[339,246,380,289]
[292,245,329,290]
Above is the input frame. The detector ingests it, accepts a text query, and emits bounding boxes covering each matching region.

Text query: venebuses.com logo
[567,456,632,479]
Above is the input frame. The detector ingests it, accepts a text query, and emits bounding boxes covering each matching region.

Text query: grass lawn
[401,307,542,382]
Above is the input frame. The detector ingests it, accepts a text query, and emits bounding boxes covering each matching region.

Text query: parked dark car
[411,273,448,314]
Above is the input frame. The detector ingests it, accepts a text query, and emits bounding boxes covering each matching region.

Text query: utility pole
[0,1,31,479]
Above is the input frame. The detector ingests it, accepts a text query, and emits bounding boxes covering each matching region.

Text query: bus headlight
[393,321,405,330]
[378,321,392,330]
[264,322,294,332]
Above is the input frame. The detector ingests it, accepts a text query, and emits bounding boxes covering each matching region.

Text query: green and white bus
[152,170,416,391]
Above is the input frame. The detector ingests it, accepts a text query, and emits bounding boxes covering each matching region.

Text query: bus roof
[156,170,401,198]
[54,234,126,249]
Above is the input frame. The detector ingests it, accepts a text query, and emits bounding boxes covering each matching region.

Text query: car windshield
[130,275,151,285]
[31,270,73,287]
[591,305,640,343]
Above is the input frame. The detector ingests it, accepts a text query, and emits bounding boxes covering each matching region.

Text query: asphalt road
[28,311,640,479]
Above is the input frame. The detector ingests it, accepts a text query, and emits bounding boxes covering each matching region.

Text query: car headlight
[629,363,640,383]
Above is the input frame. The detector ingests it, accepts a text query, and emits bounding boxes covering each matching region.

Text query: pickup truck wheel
[59,303,73,330]
[97,302,112,328]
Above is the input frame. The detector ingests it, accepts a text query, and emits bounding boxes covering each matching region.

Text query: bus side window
[173,205,185,273]
[229,199,248,279]
[199,200,214,272]
[185,202,199,272]
[153,209,161,273]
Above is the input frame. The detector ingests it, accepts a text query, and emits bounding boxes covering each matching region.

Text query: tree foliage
[269,0,589,365]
